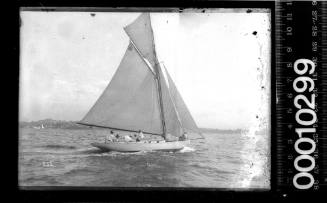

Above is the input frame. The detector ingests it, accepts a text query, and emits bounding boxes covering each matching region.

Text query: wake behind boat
[77,13,203,152]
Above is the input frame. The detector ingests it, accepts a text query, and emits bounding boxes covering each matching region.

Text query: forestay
[158,65,184,138]
[163,66,199,133]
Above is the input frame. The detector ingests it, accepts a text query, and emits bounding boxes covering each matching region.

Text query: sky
[20,9,271,129]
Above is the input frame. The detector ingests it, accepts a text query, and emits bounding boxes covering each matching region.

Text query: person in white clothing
[138,130,145,139]
[106,131,115,143]
[179,132,188,141]
[124,135,133,142]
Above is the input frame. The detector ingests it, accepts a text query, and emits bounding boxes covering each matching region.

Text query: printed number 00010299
[292,59,317,190]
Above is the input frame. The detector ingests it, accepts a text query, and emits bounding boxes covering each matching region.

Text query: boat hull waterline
[91,140,190,152]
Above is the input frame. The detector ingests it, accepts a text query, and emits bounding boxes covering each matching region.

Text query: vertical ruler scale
[275,0,284,190]
[275,1,294,192]
[275,1,327,193]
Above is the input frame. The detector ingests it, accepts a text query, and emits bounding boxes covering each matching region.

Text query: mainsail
[80,42,163,135]
[79,13,199,139]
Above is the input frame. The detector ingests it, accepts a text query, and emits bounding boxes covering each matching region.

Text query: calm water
[19,128,269,189]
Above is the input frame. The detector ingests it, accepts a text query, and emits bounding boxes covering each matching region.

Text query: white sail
[80,42,163,135]
[158,65,184,137]
[124,13,158,68]
[163,66,200,133]
[80,13,199,139]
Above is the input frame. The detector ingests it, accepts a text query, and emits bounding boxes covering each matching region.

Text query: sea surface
[19,127,270,189]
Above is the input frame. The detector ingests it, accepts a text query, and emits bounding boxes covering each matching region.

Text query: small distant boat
[78,13,202,152]
[33,124,44,129]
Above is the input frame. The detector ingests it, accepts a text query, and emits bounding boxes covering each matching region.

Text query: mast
[124,37,166,138]
[148,15,167,139]
[123,14,167,138]
[128,39,167,138]
[80,13,191,138]
[154,63,167,138]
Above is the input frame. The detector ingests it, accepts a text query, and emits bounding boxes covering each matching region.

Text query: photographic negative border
[14,0,280,201]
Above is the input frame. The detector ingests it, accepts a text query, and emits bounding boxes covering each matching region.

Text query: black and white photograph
[19,8,271,189]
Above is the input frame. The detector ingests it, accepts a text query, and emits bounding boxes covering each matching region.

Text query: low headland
[19,119,245,134]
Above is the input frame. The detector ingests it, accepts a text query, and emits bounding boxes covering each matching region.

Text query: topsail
[79,13,199,139]
[124,13,158,68]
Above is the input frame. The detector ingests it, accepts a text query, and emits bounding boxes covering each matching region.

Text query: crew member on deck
[132,134,139,142]
[124,135,133,142]
[106,131,115,143]
[115,134,120,142]
[179,132,188,141]
[138,130,145,139]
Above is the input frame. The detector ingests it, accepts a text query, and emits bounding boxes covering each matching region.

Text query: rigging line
[125,38,166,136]
[123,14,166,138]
[161,63,184,132]
[147,14,167,138]
[124,34,166,137]
[123,30,156,76]
[161,63,203,137]
[124,28,166,136]
[149,76,156,131]
[155,69,166,137]
[81,40,152,124]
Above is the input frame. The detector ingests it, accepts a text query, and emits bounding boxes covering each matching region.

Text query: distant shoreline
[199,128,244,134]
[19,119,245,133]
